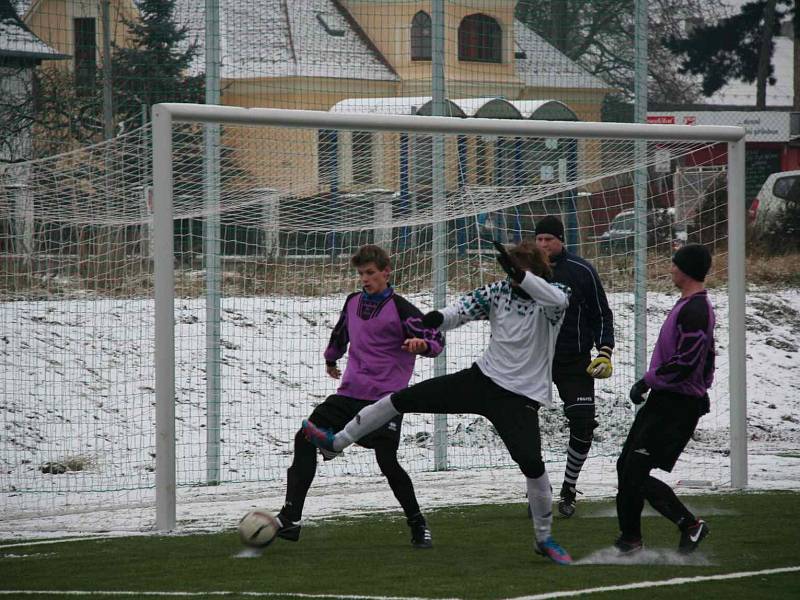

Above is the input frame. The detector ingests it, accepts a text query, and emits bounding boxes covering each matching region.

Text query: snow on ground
[1,287,798,540]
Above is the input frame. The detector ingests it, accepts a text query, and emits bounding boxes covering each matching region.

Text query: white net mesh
[1,117,736,534]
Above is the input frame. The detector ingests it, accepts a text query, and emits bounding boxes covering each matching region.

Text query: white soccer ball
[238,509,279,548]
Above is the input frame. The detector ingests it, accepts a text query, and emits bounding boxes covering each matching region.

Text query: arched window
[411,11,431,61]
[458,14,501,63]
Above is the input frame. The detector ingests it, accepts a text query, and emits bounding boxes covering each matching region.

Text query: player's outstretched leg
[302,419,336,452]
[678,519,709,554]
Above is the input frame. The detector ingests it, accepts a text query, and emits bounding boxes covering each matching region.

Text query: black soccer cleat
[558,483,578,518]
[408,514,433,549]
[614,535,643,555]
[319,447,342,461]
[678,519,709,554]
[275,513,301,542]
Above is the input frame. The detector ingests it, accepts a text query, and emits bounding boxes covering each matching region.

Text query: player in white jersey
[303,240,573,565]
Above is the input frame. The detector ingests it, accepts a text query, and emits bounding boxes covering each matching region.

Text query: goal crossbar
[155,103,746,142]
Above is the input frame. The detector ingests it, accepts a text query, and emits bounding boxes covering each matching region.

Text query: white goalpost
[152,103,747,531]
[0,102,746,535]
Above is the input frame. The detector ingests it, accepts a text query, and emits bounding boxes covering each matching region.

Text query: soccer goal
[150,103,747,530]
[0,103,746,534]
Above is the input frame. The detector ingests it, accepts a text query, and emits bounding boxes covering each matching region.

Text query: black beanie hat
[535,215,564,241]
[672,243,712,282]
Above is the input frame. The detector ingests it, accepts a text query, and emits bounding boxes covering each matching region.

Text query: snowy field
[1,286,799,540]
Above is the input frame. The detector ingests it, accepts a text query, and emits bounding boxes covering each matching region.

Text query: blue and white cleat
[302,419,336,452]
[535,537,573,565]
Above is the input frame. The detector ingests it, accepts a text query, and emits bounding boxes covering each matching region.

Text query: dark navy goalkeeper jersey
[644,290,716,398]
[549,248,614,355]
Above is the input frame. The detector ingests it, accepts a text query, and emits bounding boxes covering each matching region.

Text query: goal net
[0,104,745,535]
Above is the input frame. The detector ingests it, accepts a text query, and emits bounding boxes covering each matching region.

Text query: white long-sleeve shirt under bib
[439,273,570,407]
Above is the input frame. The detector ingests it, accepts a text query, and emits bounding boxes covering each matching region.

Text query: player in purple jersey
[272,245,444,549]
[614,244,715,555]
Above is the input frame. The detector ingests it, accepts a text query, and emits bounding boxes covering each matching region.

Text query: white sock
[526,471,553,543]
[333,394,400,451]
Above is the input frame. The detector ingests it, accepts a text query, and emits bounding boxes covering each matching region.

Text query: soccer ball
[238,509,280,548]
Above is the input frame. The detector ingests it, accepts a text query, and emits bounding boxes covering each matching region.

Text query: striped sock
[564,438,590,488]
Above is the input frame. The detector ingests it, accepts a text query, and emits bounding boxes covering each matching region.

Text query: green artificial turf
[1,491,799,599]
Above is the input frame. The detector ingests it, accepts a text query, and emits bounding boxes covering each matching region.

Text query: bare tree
[515,0,728,104]
[0,64,103,162]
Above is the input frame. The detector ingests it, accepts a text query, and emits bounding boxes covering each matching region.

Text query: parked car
[750,170,800,247]
[592,208,674,253]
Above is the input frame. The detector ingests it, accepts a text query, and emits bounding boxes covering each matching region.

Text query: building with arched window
[15,0,614,197]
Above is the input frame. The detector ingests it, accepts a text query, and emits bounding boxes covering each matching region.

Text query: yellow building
[14,0,136,84]
[17,0,614,195]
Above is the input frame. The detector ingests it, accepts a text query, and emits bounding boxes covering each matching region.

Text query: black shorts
[391,363,544,475]
[553,353,595,421]
[618,390,703,472]
[309,394,403,450]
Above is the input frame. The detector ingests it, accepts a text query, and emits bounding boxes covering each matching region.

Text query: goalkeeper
[275,244,444,549]
[535,216,615,518]
[303,241,574,565]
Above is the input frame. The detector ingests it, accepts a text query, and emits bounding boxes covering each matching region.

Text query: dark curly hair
[508,240,552,280]
[351,244,391,270]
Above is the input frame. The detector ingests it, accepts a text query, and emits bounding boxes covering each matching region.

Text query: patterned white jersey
[440,273,570,407]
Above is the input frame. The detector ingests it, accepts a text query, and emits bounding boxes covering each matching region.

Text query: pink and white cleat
[535,537,573,565]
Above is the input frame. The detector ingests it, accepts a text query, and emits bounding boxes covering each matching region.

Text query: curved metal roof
[510,100,578,120]
[330,96,465,117]
[330,96,579,121]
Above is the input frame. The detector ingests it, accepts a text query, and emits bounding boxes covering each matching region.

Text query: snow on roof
[9,0,31,17]
[331,97,580,120]
[11,1,611,92]
[513,19,613,91]
[174,0,398,82]
[331,96,464,116]
[1,1,66,60]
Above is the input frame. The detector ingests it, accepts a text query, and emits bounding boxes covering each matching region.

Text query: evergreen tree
[666,0,792,108]
[111,0,204,129]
